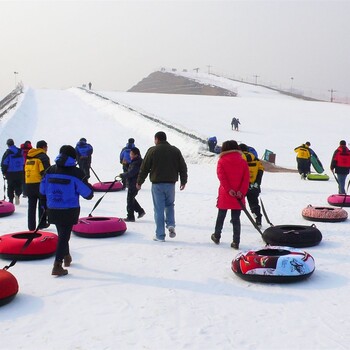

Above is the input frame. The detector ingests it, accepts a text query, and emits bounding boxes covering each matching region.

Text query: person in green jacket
[137,131,188,242]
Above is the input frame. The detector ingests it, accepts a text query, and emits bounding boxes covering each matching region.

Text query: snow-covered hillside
[0,80,350,350]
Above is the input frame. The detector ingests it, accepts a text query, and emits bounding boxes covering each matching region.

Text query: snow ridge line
[78,88,208,145]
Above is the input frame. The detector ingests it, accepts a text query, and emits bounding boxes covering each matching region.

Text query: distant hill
[128,71,237,97]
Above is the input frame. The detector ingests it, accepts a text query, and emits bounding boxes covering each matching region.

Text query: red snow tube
[302,205,348,222]
[0,231,58,260]
[0,269,19,306]
[72,216,127,238]
[0,200,15,217]
[231,246,315,283]
[92,181,123,192]
[262,224,322,248]
[327,194,350,207]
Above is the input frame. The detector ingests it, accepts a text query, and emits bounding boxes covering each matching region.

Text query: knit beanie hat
[59,145,76,159]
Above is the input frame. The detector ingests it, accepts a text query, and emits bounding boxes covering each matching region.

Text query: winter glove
[229,190,243,199]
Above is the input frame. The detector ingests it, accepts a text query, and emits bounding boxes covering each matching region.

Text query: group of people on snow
[294,140,350,194]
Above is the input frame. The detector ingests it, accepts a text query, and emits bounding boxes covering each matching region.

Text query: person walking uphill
[137,131,188,242]
[120,138,135,190]
[40,145,94,276]
[25,140,50,230]
[75,138,93,179]
[211,140,250,249]
[1,139,24,204]
[330,140,350,194]
[294,142,311,179]
[119,147,145,222]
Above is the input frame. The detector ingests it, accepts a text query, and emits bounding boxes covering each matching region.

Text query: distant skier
[88,82,92,90]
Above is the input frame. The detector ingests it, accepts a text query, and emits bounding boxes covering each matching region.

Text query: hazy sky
[1,0,350,99]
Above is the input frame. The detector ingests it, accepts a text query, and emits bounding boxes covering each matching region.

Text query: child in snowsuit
[119,147,145,222]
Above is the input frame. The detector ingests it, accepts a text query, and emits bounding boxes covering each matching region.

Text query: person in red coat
[211,140,250,249]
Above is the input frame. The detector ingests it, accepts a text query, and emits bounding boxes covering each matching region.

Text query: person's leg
[151,183,166,239]
[27,196,38,230]
[231,210,241,246]
[337,173,347,194]
[213,209,227,239]
[55,224,73,262]
[126,188,136,220]
[247,189,262,225]
[6,178,15,203]
[164,183,176,228]
[52,224,72,276]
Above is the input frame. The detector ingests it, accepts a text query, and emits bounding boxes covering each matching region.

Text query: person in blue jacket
[40,145,94,276]
[120,138,135,189]
[1,139,24,204]
[75,137,93,179]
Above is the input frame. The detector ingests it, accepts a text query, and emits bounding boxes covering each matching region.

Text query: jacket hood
[219,149,243,158]
[8,145,20,154]
[55,154,76,167]
[27,148,45,158]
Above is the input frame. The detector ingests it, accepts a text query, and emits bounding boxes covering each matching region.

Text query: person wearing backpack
[1,139,24,204]
[330,140,350,194]
[120,138,135,190]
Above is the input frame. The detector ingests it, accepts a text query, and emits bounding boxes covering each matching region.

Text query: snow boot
[211,233,220,244]
[231,242,239,249]
[64,254,72,267]
[52,261,68,276]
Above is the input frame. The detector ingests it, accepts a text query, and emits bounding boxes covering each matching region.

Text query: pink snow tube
[72,216,127,238]
[92,181,123,192]
[0,231,58,260]
[0,200,15,217]
[327,194,350,207]
[0,269,19,306]
[302,205,348,222]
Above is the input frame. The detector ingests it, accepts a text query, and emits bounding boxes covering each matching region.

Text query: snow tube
[302,205,348,222]
[72,216,127,238]
[231,246,315,283]
[307,173,329,181]
[0,269,19,306]
[262,224,322,248]
[327,194,350,207]
[0,200,15,217]
[92,181,123,192]
[0,231,58,260]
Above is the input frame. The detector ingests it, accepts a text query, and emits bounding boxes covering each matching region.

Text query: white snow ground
[0,75,350,350]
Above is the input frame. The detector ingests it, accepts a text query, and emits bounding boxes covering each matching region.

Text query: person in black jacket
[1,139,24,204]
[119,147,145,222]
[40,145,94,276]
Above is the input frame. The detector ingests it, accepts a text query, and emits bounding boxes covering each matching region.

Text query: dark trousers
[121,164,129,189]
[297,158,310,177]
[246,188,262,219]
[28,195,46,230]
[126,187,143,220]
[55,224,72,263]
[214,209,241,244]
[7,177,23,202]
[78,158,91,179]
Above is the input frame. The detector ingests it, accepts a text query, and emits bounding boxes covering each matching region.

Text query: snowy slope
[0,82,350,350]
